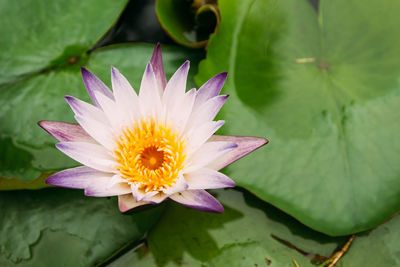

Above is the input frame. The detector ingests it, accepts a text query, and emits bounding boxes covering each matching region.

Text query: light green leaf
[196,0,400,235]
[0,0,128,85]
[0,188,163,266]
[108,189,346,267]
[0,44,203,182]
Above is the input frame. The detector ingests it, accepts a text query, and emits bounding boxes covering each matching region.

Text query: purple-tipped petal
[150,43,167,92]
[56,142,116,173]
[38,121,92,142]
[64,95,105,122]
[195,72,227,107]
[84,180,131,197]
[186,141,238,172]
[118,194,152,213]
[207,135,269,171]
[46,166,104,189]
[163,61,190,108]
[169,189,224,213]
[186,120,226,153]
[111,66,139,122]
[81,67,114,107]
[187,94,229,130]
[185,168,235,190]
[138,63,163,118]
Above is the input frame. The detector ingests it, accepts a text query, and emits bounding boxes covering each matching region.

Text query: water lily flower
[38,44,268,213]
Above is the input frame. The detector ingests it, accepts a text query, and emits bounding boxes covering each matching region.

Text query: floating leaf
[196,0,400,235]
[107,189,346,267]
[0,0,129,85]
[0,188,163,265]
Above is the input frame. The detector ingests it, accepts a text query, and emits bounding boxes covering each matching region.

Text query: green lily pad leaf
[0,44,203,182]
[0,0,129,85]
[0,188,163,265]
[341,214,400,266]
[196,0,400,235]
[156,0,220,48]
[107,189,346,267]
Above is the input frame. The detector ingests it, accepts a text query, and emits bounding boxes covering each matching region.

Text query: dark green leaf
[108,189,346,267]
[155,0,219,48]
[0,188,163,265]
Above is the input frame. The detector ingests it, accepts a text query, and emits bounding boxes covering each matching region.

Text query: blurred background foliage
[0,0,399,266]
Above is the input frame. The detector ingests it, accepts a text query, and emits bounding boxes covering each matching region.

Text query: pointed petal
[46,166,106,189]
[38,121,92,142]
[186,141,238,172]
[150,43,167,92]
[185,168,235,190]
[74,114,115,150]
[169,190,223,213]
[56,142,117,173]
[64,95,105,122]
[84,179,131,197]
[93,90,124,130]
[118,194,152,213]
[195,72,227,109]
[111,66,140,123]
[186,94,229,131]
[139,63,162,118]
[162,175,188,195]
[166,88,196,134]
[186,120,225,154]
[163,61,189,110]
[207,135,269,171]
[81,68,114,107]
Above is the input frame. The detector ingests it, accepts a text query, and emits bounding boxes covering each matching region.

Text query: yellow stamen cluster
[113,119,186,192]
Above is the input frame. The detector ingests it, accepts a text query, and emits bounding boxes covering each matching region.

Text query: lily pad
[0,188,163,265]
[107,189,346,267]
[0,0,129,85]
[0,44,203,182]
[196,0,400,235]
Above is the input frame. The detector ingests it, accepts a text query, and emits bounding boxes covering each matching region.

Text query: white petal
[56,142,117,173]
[74,114,115,150]
[186,95,228,132]
[169,190,223,213]
[184,168,235,189]
[162,175,189,195]
[185,141,237,173]
[46,166,106,189]
[118,194,151,213]
[207,135,269,171]
[64,95,105,123]
[85,179,131,197]
[111,66,140,123]
[139,63,162,119]
[166,88,196,134]
[186,120,225,153]
[163,61,189,113]
[93,91,124,130]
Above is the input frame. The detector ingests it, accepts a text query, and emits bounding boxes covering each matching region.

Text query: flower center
[113,120,186,192]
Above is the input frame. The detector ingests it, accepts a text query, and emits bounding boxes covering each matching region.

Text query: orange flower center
[113,120,186,192]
